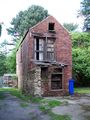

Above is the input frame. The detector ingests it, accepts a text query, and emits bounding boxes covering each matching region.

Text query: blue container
[69,79,74,95]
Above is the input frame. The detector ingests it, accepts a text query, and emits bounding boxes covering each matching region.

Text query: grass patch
[0,91,5,100]
[0,88,27,100]
[0,88,71,120]
[40,99,64,113]
[0,88,42,103]
[48,100,62,108]
[28,95,42,103]
[40,99,71,120]
[40,105,50,113]
[49,112,71,120]
[20,102,29,108]
[75,87,90,94]
[41,99,62,108]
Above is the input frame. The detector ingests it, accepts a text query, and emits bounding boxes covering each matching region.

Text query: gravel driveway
[0,92,50,120]
[51,94,90,120]
[0,91,90,120]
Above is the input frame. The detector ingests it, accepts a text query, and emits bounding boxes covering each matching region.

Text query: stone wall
[21,67,42,96]
[34,67,42,96]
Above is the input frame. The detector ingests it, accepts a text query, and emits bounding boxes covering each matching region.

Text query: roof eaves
[16,29,29,52]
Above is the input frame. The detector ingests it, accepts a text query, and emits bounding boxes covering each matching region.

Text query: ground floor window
[51,74,62,90]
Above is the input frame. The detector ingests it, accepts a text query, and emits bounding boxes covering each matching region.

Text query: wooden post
[45,33,48,61]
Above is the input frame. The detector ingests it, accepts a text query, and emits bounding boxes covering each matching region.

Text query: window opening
[48,23,55,31]
[47,39,54,61]
[51,74,62,89]
[35,38,44,61]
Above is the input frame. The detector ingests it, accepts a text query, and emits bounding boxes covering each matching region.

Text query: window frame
[34,38,55,61]
[46,39,55,61]
[34,38,44,61]
[50,68,64,91]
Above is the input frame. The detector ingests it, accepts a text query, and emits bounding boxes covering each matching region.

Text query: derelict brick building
[16,16,72,96]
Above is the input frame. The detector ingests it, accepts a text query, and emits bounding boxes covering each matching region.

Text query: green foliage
[28,96,42,103]
[0,40,10,55]
[0,52,7,76]
[0,88,42,102]
[7,5,48,38]
[6,49,16,73]
[40,106,71,120]
[0,91,6,100]
[20,103,29,108]
[41,99,62,108]
[40,99,71,120]
[75,88,90,94]
[71,32,90,48]
[0,24,2,36]
[40,99,62,114]
[72,32,90,86]
[80,0,90,31]
[63,23,78,32]
[49,112,71,120]
[0,39,17,75]
[0,88,26,100]
[6,5,48,72]
[0,88,71,120]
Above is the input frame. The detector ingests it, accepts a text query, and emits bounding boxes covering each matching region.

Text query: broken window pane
[39,39,44,51]
[39,52,43,61]
[47,39,55,60]
[34,38,44,60]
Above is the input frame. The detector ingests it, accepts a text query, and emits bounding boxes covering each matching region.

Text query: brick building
[16,16,72,96]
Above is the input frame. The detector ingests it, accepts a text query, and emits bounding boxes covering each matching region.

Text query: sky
[0,0,83,43]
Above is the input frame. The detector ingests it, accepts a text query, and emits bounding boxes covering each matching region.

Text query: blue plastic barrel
[69,79,74,95]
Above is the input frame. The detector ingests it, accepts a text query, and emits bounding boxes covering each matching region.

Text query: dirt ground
[0,92,50,120]
[0,92,90,120]
[51,94,90,120]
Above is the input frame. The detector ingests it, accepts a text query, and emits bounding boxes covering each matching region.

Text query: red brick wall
[30,16,72,67]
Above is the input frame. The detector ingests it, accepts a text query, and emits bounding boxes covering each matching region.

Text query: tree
[5,38,22,73]
[7,5,48,39]
[80,0,90,31]
[0,24,2,36]
[6,50,16,73]
[6,5,48,73]
[72,32,90,86]
[71,32,90,48]
[0,52,7,76]
[0,39,17,74]
[63,23,78,32]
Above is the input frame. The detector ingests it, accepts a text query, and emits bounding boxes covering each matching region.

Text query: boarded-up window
[51,74,62,89]
[47,40,55,61]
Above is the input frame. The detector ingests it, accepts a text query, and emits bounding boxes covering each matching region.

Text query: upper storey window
[34,38,44,61]
[48,23,55,32]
